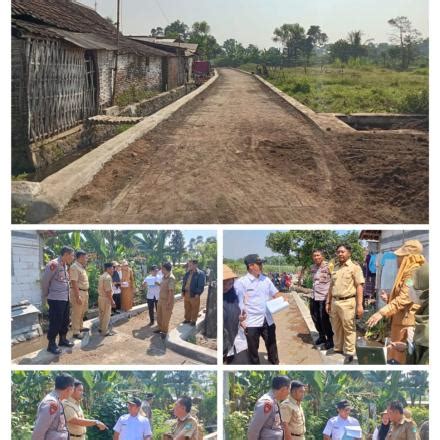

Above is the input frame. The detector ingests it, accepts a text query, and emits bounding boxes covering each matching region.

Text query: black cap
[337,400,352,410]
[146,393,154,399]
[127,397,142,407]
[150,265,158,271]
[244,254,265,265]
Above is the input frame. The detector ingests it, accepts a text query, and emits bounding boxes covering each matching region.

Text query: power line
[154,0,170,25]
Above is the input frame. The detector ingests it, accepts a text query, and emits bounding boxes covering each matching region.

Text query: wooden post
[111,0,120,106]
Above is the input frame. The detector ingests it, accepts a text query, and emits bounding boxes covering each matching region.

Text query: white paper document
[266,296,289,315]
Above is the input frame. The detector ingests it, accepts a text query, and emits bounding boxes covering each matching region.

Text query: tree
[164,20,189,39]
[303,25,328,71]
[150,26,164,37]
[189,21,222,60]
[347,30,368,59]
[329,38,352,63]
[265,230,365,270]
[388,16,422,69]
[273,23,306,66]
[169,230,186,265]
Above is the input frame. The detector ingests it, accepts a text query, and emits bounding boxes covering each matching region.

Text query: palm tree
[273,23,306,65]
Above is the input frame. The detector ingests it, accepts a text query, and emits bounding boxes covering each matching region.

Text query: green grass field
[240,64,428,114]
[225,261,296,277]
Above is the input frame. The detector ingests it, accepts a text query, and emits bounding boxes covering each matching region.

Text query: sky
[223,230,351,259]
[181,230,216,243]
[79,0,428,48]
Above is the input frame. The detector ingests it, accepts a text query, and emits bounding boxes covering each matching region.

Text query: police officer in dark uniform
[32,373,75,440]
[248,375,291,439]
[42,246,75,354]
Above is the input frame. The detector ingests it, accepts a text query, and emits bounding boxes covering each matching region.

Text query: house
[12,0,171,173]
[129,36,198,90]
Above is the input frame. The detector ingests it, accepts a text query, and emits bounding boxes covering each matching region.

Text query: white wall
[380,230,429,260]
[11,231,43,308]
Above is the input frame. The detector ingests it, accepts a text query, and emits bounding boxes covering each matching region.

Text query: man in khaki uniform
[386,401,420,440]
[121,260,135,312]
[63,380,107,439]
[164,397,199,440]
[69,250,89,339]
[155,262,176,337]
[98,263,115,336]
[280,380,306,440]
[326,244,365,364]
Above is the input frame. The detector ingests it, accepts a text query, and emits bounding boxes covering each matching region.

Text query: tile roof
[11,0,171,57]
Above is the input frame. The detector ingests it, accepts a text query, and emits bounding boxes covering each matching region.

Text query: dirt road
[13,296,210,365]
[51,68,428,224]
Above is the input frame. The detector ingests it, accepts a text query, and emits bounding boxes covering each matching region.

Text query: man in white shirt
[234,254,285,364]
[113,397,152,440]
[323,400,362,440]
[142,265,161,326]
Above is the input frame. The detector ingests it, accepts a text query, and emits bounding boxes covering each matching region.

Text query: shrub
[224,411,251,440]
[398,89,428,114]
[291,79,311,94]
[405,405,429,427]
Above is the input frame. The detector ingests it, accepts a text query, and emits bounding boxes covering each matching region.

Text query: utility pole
[111,0,120,106]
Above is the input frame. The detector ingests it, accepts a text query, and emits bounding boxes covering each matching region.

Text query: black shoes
[324,341,334,350]
[153,329,162,334]
[147,321,154,326]
[315,336,326,345]
[59,338,74,347]
[73,333,84,340]
[47,342,62,355]
[190,321,196,326]
[344,355,354,364]
[182,320,190,324]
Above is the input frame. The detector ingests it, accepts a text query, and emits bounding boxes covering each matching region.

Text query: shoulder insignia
[405,278,414,287]
[263,401,272,414]
[184,423,193,429]
[49,402,58,415]
[50,262,57,271]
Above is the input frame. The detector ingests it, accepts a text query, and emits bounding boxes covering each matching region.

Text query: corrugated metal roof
[13,20,118,50]
[130,36,198,51]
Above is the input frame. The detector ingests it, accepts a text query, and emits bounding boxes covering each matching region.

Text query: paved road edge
[12,70,220,223]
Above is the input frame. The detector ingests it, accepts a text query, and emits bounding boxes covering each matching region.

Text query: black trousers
[310,299,334,342]
[147,298,158,323]
[225,349,251,365]
[47,299,70,342]
[113,293,121,310]
[245,320,279,364]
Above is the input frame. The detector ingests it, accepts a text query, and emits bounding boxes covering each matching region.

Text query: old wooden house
[12,0,172,173]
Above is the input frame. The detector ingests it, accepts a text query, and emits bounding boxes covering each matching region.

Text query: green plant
[398,88,428,114]
[12,206,28,224]
[224,411,251,440]
[405,405,429,427]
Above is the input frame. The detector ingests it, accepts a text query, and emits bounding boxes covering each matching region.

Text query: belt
[79,288,88,291]
[334,295,355,301]
[69,434,84,438]
[291,433,304,437]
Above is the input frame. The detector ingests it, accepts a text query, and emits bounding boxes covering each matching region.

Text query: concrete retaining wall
[105,83,197,118]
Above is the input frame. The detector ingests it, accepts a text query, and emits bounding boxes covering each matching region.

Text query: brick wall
[116,54,162,95]
[11,231,43,308]
[96,52,163,107]
[97,49,114,107]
